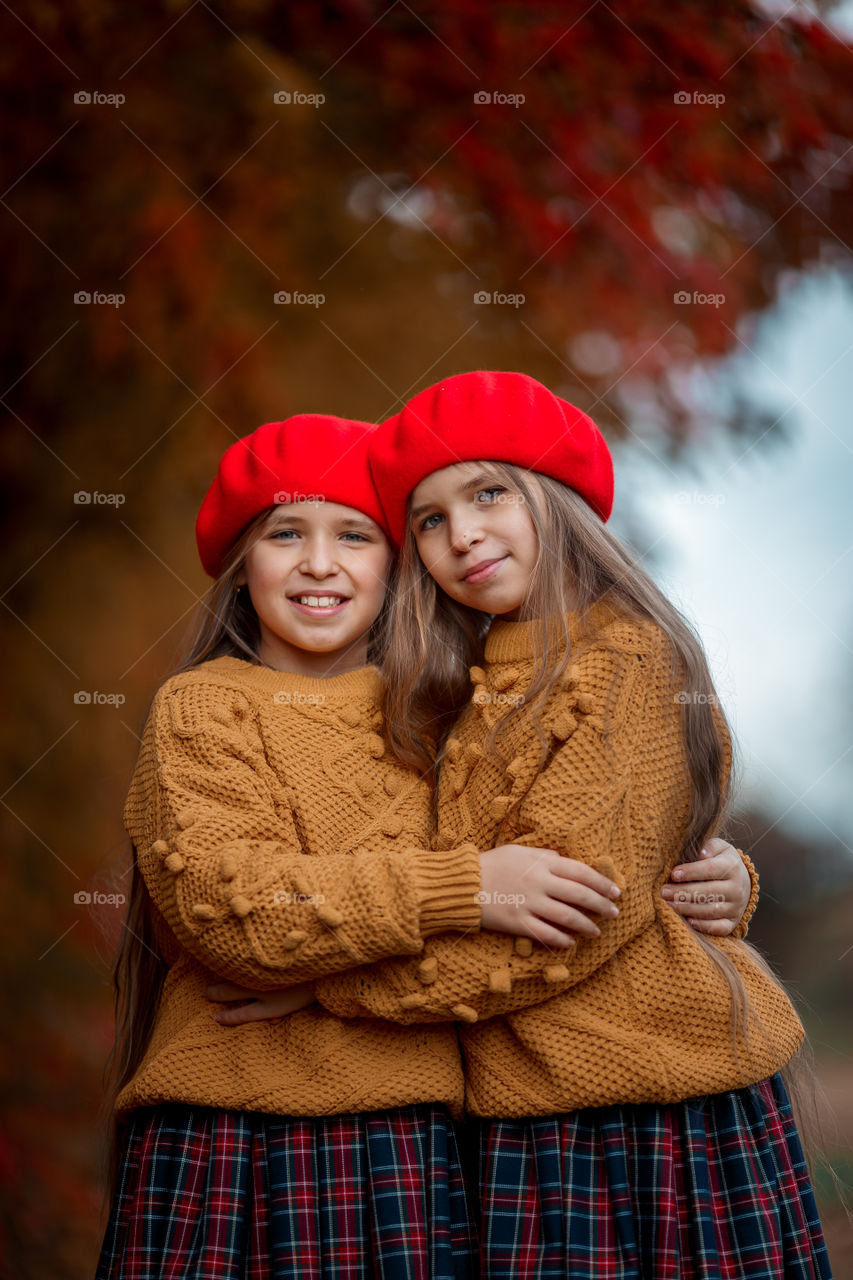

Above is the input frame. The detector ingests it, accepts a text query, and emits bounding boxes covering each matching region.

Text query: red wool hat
[196,415,390,578]
[369,371,614,544]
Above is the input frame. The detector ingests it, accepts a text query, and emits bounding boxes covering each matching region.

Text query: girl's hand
[660,838,750,936]
[206,980,317,1025]
[478,845,620,949]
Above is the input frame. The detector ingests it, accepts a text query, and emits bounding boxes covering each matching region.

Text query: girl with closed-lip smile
[306,370,831,1279]
[410,470,545,619]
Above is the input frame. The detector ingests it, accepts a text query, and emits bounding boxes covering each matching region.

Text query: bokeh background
[1,2,852,1274]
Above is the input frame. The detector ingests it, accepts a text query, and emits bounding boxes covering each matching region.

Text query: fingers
[681,916,735,937]
[522,916,579,950]
[550,857,621,899]
[544,880,619,922]
[664,886,731,918]
[534,900,603,937]
[668,849,736,883]
[214,1000,268,1026]
[206,981,259,1002]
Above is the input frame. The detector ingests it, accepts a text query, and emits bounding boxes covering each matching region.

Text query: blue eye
[271,528,298,541]
[417,512,444,533]
[475,487,505,503]
[341,532,369,543]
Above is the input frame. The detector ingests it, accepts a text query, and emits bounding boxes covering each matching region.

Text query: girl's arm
[314,627,728,1022]
[208,834,747,1024]
[129,679,483,990]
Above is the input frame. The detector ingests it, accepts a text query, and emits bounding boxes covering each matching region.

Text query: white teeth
[295,595,345,607]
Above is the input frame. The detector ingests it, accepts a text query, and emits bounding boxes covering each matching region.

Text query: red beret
[369,371,613,545]
[196,415,390,578]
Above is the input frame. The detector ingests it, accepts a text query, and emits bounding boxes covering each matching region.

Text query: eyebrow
[266,512,378,532]
[409,472,499,522]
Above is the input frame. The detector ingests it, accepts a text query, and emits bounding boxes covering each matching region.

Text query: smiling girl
[308,372,830,1278]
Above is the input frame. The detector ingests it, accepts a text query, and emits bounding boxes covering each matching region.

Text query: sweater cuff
[731,849,759,939]
[410,844,483,936]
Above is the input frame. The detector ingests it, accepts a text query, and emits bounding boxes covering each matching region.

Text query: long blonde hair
[378,462,833,1139]
[381,461,730,869]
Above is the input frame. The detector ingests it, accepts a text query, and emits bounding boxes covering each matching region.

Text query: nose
[299,534,339,579]
[448,519,484,555]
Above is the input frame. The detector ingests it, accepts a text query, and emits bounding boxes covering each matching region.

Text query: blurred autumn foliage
[2,1,853,1274]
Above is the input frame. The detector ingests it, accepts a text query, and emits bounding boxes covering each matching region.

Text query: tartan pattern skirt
[470,1073,832,1279]
[96,1103,478,1280]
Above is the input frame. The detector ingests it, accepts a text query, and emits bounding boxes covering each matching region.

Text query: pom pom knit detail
[316,904,344,928]
[119,657,483,1122]
[488,968,513,994]
[489,796,511,822]
[399,993,428,1009]
[544,964,571,983]
[282,930,308,950]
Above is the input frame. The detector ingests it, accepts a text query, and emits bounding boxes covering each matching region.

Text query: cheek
[413,530,443,569]
[356,549,393,600]
[512,510,539,561]
[244,546,284,591]
[414,541,449,586]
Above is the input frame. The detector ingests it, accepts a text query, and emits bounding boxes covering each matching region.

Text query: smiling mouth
[288,594,350,611]
[463,557,507,584]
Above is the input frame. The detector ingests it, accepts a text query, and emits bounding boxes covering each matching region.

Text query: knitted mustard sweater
[117,657,489,1117]
[316,608,804,1116]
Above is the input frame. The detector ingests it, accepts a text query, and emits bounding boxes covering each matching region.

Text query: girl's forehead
[411,460,500,500]
[264,501,381,532]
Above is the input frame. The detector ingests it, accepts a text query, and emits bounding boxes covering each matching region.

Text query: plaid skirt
[471,1073,832,1279]
[96,1103,478,1280]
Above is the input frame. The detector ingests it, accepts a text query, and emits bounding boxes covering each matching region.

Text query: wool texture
[118,657,483,1117]
[317,606,802,1117]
